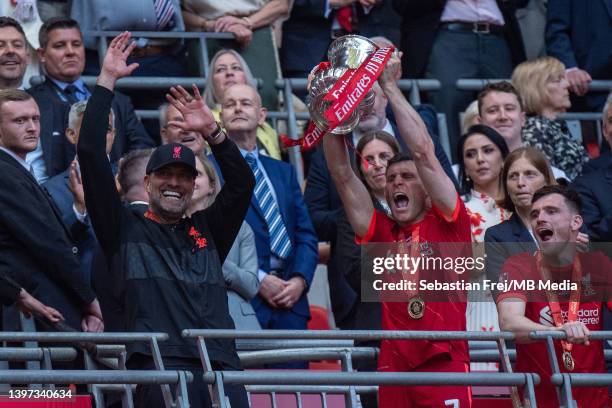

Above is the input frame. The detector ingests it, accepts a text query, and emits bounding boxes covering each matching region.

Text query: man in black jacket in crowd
[0,88,103,332]
[77,32,254,408]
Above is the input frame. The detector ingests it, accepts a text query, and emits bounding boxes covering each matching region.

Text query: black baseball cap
[145,143,197,177]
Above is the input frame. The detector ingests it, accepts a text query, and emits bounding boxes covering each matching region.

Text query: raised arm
[165,85,256,262]
[78,32,139,256]
[323,133,373,238]
[378,55,457,217]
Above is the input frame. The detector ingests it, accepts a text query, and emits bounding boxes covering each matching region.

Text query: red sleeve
[431,194,471,242]
[496,254,530,303]
[355,210,394,244]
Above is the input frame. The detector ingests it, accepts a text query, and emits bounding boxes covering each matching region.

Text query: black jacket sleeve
[573,174,612,242]
[77,85,125,258]
[199,138,255,264]
[304,149,340,242]
[0,275,21,306]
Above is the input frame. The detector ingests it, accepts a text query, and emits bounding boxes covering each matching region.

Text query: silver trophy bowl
[307,35,378,134]
[308,67,361,135]
[328,35,378,69]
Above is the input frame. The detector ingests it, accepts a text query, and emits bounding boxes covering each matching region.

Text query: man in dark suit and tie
[217,83,318,341]
[546,0,612,112]
[0,88,103,332]
[27,17,155,184]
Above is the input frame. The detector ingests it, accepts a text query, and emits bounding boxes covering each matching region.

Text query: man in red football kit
[497,185,612,408]
[324,54,472,407]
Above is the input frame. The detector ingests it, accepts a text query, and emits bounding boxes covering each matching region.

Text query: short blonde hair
[462,100,480,134]
[511,56,566,115]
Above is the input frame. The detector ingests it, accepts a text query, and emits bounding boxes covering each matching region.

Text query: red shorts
[378,352,472,408]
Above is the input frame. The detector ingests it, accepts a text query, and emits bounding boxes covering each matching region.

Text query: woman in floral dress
[457,125,510,370]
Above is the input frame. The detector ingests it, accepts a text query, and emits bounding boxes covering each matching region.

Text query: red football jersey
[498,252,612,408]
[357,194,472,369]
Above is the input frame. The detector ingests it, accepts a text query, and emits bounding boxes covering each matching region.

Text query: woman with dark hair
[353,131,401,216]
[457,125,510,370]
[334,131,400,408]
[458,125,511,242]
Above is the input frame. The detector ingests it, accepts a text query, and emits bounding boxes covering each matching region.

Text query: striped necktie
[154,0,175,30]
[245,153,292,259]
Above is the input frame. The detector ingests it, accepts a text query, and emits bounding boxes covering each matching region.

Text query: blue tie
[63,84,80,105]
[245,154,292,259]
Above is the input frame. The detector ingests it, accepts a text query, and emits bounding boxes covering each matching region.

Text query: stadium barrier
[0,331,184,408]
[183,329,537,408]
[83,30,236,80]
[531,330,612,408]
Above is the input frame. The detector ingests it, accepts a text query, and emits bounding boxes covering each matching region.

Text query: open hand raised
[166,85,218,139]
[97,31,139,89]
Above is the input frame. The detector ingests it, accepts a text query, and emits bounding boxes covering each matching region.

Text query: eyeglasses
[106,124,115,133]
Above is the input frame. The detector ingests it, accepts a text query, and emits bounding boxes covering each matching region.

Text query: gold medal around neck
[408,296,425,319]
[562,350,575,371]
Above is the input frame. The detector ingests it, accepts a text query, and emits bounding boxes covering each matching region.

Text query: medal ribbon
[397,225,420,299]
[537,251,583,357]
[281,46,394,151]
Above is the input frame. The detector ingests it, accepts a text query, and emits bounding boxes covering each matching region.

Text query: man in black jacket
[0,88,103,332]
[77,32,254,408]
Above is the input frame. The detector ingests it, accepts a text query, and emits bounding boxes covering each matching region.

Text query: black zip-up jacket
[77,85,255,367]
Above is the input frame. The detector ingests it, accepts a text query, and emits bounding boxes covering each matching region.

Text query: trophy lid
[327,35,377,69]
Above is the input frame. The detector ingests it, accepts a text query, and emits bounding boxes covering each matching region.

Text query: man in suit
[392,0,528,161]
[28,17,154,183]
[43,100,117,284]
[218,83,318,341]
[573,93,612,242]
[0,88,103,332]
[0,17,30,90]
[546,0,612,112]
[0,17,72,184]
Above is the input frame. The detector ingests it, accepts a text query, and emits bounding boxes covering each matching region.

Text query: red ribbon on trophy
[281,46,394,151]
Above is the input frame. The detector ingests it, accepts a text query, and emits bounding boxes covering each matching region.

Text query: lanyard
[397,225,420,298]
[537,251,583,355]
